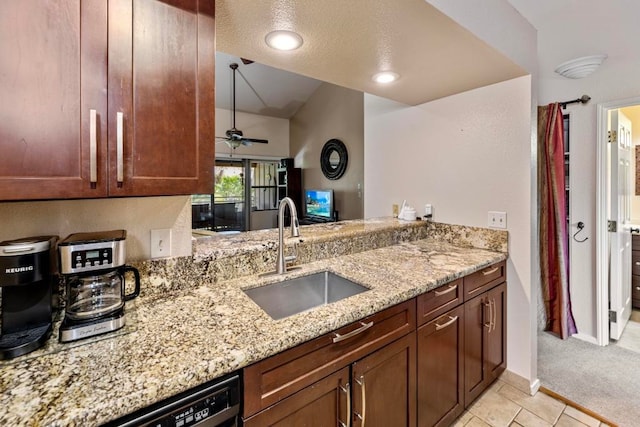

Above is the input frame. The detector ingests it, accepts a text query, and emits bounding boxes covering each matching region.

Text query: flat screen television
[304,189,334,220]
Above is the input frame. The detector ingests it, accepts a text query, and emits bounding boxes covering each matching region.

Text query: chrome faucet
[276,197,300,274]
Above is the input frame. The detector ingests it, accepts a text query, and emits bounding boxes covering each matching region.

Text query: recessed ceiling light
[372,71,399,84]
[265,30,303,51]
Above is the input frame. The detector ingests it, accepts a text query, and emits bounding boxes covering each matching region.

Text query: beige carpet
[538,331,640,426]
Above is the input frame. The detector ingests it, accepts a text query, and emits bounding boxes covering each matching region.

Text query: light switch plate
[488,211,507,229]
[151,229,172,259]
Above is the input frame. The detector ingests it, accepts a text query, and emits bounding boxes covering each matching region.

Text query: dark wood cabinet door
[242,367,350,427]
[0,0,108,200]
[417,305,464,427]
[464,281,507,407]
[107,0,215,196]
[486,282,507,380]
[352,332,416,427]
[464,292,490,406]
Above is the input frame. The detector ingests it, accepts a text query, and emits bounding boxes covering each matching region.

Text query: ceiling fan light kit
[554,54,607,79]
[265,30,303,51]
[372,71,399,84]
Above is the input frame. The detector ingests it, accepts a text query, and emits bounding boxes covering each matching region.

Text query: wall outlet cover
[151,229,172,259]
[488,211,507,229]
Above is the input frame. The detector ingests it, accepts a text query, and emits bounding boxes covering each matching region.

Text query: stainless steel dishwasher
[103,372,240,427]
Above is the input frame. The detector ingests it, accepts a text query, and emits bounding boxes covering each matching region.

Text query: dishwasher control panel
[104,373,240,427]
[169,386,238,427]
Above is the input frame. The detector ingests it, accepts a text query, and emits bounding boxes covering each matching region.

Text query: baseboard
[500,370,539,396]
[571,332,599,345]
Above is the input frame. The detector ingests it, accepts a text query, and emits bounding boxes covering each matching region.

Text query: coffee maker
[0,236,57,360]
[58,230,140,343]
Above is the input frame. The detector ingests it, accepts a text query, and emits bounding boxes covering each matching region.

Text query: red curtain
[538,103,577,338]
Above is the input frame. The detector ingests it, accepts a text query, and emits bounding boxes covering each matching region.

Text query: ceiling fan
[216,62,269,150]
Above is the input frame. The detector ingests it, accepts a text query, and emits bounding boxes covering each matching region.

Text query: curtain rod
[560,94,591,109]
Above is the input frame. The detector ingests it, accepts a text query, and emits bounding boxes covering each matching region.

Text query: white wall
[364,75,534,384]
[215,108,290,159]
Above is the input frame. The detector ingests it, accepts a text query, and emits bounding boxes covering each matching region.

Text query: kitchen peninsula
[0,218,507,426]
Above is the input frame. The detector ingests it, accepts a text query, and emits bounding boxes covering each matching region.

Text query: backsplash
[130,218,508,302]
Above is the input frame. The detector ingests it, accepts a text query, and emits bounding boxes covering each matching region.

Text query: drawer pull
[482,266,500,276]
[434,284,458,296]
[635,262,640,266]
[636,287,640,291]
[332,321,374,343]
[435,315,458,331]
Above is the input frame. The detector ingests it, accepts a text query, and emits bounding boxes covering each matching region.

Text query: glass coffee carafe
[65,266,140,321]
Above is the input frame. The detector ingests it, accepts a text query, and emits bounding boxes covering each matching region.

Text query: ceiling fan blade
[241,137,269,144]
[240,57,254,65]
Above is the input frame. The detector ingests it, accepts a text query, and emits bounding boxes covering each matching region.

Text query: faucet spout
[276,197,300,274]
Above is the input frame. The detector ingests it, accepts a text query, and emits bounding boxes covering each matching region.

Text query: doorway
[596,97,640,346]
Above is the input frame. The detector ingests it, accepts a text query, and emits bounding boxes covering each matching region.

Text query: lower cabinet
[242,262,507,427]
[243,367,351,426]
[244,333,416,427]
[417,305,464,427]
[464,282,507,405]
[352,333,416,427]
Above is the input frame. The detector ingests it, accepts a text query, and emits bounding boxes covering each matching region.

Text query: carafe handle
[123,265,141,301]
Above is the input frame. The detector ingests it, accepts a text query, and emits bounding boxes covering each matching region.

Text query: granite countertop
[0,230,507,426]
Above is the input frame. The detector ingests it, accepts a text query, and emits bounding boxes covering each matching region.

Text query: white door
[609,109,633,340]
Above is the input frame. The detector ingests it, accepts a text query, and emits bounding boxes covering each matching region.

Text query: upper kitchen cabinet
[0,0,215,201]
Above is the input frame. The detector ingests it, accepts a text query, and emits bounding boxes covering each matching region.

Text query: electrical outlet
[151,229,172,259]
[488,211,507,229]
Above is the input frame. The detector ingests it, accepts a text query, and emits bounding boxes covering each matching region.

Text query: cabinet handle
[339,382,351,427]
[434,284,458,296]
[116,111,124,184]
[483,301,492,329]
[636,287,640,291]
[482,266,499,276]
[332,321,373,343]
[635,262,640,266]
[435,315,458,331]
[89,109,97,184]
[355,375,366,427]
[491,298,497,332]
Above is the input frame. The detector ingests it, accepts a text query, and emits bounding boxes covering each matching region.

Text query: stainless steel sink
[243,271,369,320]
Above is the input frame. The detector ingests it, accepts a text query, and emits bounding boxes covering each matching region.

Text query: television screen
[305,189,333,219]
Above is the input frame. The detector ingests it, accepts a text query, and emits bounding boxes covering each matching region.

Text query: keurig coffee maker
[0,236,57,360]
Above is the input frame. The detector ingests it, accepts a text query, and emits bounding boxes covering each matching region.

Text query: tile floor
[453,380,612,427]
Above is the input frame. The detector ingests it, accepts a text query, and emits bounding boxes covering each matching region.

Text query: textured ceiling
[215,0,527,106]
[507,0,639,81]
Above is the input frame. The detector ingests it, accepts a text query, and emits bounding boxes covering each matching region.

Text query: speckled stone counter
[0,219,507,426]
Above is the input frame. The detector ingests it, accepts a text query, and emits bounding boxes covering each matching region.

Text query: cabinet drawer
[633,275,640,300]
[463,261,506,301]
[633,253,640,276]
[417,278,463,325]
[633,234,640,249]
[243,299,416,417]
